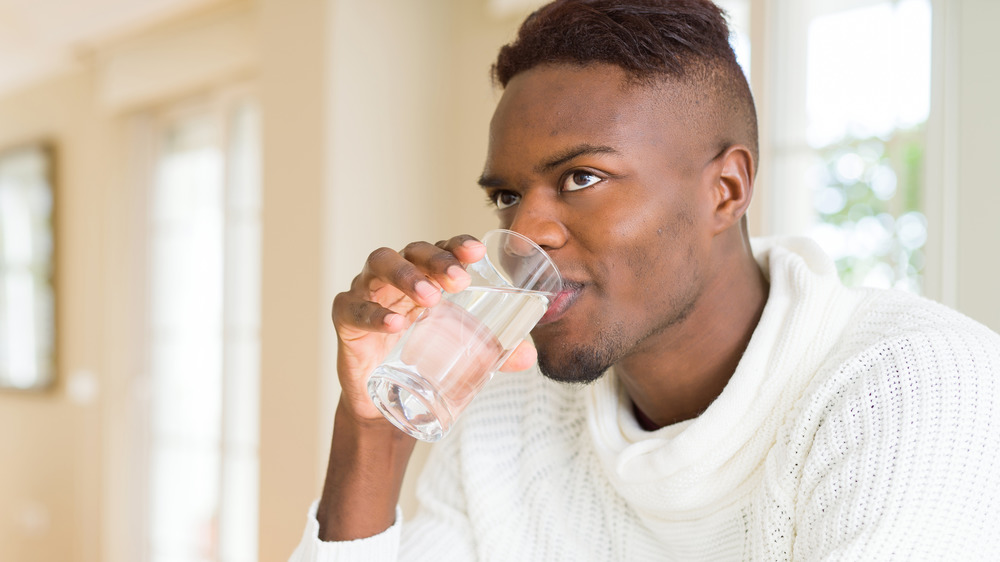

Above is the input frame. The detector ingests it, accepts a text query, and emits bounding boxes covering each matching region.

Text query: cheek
[582,206,652,289]
[623,205,699,296]
[568,178,696,290]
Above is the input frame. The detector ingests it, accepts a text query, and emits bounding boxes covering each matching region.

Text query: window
[766,0,932,293]
[142,94,261,562]
[716,0,752,80]
[0,145,54,390]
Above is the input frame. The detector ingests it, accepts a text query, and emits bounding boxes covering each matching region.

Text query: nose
[506,188,568,252]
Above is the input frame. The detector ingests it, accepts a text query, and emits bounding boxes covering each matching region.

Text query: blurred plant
[807,126,926,293]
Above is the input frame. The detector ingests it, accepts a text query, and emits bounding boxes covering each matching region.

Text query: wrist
[335,394,412,437]
[318,397,416,541]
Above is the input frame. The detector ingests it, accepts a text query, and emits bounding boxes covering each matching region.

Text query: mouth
[537,282,583,325]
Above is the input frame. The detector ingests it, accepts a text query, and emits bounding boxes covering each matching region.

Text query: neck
[615,237,769,430]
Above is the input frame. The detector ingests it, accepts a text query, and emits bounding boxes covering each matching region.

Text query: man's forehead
[481,64,716,183]
[489,66,695,158]
[496,68,655,138]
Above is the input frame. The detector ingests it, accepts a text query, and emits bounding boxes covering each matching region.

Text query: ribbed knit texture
[291,237,1000,561]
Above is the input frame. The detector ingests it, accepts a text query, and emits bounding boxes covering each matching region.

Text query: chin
[536,338,623,386]
[533,313,631,383]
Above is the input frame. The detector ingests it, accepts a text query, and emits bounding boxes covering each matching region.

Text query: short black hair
[492,0,758,165]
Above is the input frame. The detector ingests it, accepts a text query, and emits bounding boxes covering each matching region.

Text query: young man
[292,1,1000,559]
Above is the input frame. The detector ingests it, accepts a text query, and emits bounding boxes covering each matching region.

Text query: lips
[538,282,583,325]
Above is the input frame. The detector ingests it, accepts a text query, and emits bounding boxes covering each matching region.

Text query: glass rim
[480,228,563,294]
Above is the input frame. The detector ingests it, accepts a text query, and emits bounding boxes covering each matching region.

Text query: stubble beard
[534,285,701,386]
[535,323,629,385]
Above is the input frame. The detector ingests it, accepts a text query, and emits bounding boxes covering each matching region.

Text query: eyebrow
[536,144,619,173]
[477,143,620,188]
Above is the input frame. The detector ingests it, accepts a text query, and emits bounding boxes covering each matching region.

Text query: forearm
[316,398,416,541]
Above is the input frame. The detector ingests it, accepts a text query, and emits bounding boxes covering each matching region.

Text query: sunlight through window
[146,97,260,562]
[778,0,932,293]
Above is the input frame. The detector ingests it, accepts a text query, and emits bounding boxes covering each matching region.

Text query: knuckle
[331,291,351,322]
[390,261,419,286]
[350,301,370,326]
[400,241,427,258]
[332,292,379,330]
[348,273,365,291]
[428,250,459,270]
[367,246,397,265]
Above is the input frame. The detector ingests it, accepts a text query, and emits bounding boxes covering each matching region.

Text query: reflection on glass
[0,145,54,390]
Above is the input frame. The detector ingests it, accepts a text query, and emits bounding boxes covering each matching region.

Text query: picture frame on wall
[0,143,56,391]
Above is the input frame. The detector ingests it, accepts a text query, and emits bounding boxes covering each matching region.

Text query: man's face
[480,63,724,384]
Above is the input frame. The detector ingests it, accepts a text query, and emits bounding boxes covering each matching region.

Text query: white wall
[951,0,1000,331]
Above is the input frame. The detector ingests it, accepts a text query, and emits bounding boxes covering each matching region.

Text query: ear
[709,145,755,235]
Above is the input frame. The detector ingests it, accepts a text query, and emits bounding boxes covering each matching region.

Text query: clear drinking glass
[367,229,562,441]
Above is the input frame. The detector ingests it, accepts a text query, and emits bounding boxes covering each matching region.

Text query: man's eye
[491,191,521,210]
[562,171,602,192]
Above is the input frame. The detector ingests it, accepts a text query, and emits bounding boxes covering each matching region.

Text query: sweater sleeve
[288,501,403,562]
[398,428,478,559]
[288,429,477,562]
[791,324,1000,561]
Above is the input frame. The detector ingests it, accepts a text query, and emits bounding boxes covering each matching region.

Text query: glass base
[367,364,453,442]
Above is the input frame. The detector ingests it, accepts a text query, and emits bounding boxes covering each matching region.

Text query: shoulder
[791,287,1000,492]
[786,289,1000,556]
[828,287,1000,389]
[791,285,999,432]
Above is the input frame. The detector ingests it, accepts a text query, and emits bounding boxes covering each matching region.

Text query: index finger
[435,235,486,265]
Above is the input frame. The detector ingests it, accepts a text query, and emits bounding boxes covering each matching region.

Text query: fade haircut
[492,0,758,166]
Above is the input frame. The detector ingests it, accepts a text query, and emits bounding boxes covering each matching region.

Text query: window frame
[128,83,261,562]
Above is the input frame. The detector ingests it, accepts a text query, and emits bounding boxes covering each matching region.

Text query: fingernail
[446,265,469,282]
[415,281,438,300]
[383,313,402,328]
[461,239,484,249]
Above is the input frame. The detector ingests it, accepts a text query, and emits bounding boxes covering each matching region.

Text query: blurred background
[0,0,996,560]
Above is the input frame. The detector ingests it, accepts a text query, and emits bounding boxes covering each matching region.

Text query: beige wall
[256,0,326,558]
[0,2,267,561]
[0,1,997,561]
[0,70,110,562]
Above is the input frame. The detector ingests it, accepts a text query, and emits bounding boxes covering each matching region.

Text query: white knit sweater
[291,237,1000,561]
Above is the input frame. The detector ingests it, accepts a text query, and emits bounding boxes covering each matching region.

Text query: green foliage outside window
[810,127,927,293]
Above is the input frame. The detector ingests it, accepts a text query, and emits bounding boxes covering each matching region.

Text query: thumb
[498,339,538,372]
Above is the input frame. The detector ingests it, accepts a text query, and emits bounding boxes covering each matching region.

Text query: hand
[331,235,538,425]
[320,234,539,541]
